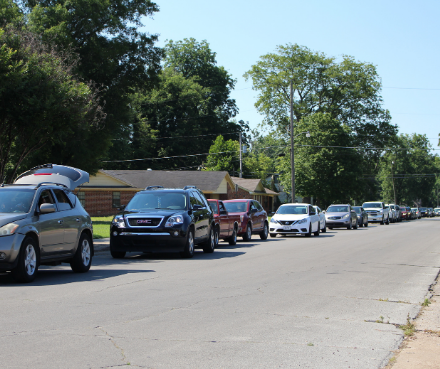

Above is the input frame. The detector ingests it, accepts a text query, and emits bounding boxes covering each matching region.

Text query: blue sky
[141,0,439,150]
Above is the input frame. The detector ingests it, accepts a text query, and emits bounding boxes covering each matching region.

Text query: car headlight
[165,215,183,227]
[297,218,307,224]
[112,215,126,228]
[0,222,19,236]
[342,213,350,219]
[270,218,280,224]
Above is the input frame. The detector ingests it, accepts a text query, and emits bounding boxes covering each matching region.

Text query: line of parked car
[1,164,439,283]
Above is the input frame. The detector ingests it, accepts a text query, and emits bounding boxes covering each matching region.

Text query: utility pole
[239,131,242,178]
[290,80,295,202]
[392,161,396,205]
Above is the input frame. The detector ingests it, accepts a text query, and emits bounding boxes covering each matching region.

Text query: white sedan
[269,203,321,237]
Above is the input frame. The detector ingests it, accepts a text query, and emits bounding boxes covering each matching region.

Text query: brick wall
[77,191,137,217]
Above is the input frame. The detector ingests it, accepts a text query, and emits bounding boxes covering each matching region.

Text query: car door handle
[58,220,63,224]
[76,218,80,222]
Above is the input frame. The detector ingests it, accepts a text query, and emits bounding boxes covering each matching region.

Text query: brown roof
[231,176,278,196]
[101,170,232,192]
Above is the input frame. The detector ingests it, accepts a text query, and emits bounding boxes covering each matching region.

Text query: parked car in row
[325,204,358,230]
[222,199,268,241]
[313,205,327,232]
[269,203,321,237]
[0,164,93,283]
[208,199,240,246]
[352,206,368,227]
[110,185,216,259]
[362,201,390,225]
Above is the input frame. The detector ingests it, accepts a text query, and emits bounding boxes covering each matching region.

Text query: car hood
[273,214,309,221]
[0,213,28,228]
[122,210,187,217]
[325,212,350,218]
[14,164,89,191]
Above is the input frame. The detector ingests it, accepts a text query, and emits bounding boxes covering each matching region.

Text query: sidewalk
[384,277,440,368]
[93,237,110,252]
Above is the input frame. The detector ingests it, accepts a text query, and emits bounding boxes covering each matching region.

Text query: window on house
[77,191,86,207]
[112,192,121,208]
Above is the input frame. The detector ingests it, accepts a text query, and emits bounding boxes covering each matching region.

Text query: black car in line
[110,186,215,258]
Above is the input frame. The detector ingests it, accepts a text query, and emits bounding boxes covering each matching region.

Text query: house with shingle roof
[76,170,279,216]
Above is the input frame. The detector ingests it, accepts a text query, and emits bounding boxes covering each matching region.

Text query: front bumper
[326,219,350,227]
[110,226,188,253]
[0,233,26,272]
[366,214,383,222]
[270,221,309,234]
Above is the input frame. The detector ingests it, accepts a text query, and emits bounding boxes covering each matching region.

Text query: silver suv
[0,164,93,282]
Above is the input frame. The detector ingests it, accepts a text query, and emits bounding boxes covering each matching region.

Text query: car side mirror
[118,204,126,211]
[322,210,326,214]
[251,208,258,213]
[193,204,203,210]
[40,203,56,214]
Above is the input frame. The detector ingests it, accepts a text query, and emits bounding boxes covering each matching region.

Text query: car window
[126,192,187,211]
[277,205,307,215]
[38,189,56,209]
[209,201,218,213]
[0,189,35,213]
[53,189,73,211]
[197,190,210,208]
[253,201,263,211]
[191,191,205,207]
[219,202,226,213]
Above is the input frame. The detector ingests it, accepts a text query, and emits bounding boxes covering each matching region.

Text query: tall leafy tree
[0,27,105,182]
[20,0,163,170]
[378,134,437,206]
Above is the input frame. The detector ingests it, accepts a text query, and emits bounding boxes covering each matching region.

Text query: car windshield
[363,202,382,208]
[0,189,35,213]
[224,201,247,213]
[327,205,349,213]
[126,193,187,211]
[352,207,361,214]
[419,207,427,211]
[208,201,218,213]
[277,205,308,215]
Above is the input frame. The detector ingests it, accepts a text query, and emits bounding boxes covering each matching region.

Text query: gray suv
[0,164,93,282]
[325,204,358,230]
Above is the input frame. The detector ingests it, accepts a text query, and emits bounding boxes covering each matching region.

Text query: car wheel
[182,228,195,258]
[385,216,390,225]
[347,222,352,230]
[313,223,320,236]
[353,219,358,229]
[202,227,215,253]
[305,224,312,237]
[12,237,39,283]
[70,233,92,273]
[260,222,268,240]
[228,225,237,245]
[214,226,220,248]
[111,251,126,259]
[380,217,384,225]
[321,221,327,233]
[365,221,368,227]
[243,223,252,241]
[270,233,277,238]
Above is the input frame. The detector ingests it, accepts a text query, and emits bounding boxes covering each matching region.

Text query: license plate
[283,225,291,230]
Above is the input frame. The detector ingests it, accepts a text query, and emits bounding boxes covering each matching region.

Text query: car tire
[11,236,39,283]
[380,217,384,225]
[228,225,238,245]
[347,222,352,230]
[202,227,215,253]
[243,224,252,241]
[260,222,268,240]
[182,228,195,258]
[305,225,312,237]
[314,223,320,236]
[365,221,368,227]
[70,233,92,273]
[270,233,277,238]
[353,220,358,229]
[214,226,220,248]
[111,251,126,259]
[385,216,390,225]
[321,221,327,233]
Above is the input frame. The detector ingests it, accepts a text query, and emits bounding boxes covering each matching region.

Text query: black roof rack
[145,185,164,190]
[183,185,197,190]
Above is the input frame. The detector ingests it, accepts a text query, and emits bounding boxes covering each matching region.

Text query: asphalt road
[1,218,440,369]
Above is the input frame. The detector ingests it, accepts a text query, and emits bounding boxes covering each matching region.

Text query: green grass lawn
[91,216,113,239]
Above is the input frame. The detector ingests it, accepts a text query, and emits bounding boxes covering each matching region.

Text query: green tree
[204,135,240,173]
[0,27,105,182]
[20,0,163,170]
[378,134,437,206]
[277,113,364,207]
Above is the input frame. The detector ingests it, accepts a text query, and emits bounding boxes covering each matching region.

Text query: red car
[399,205,408,220]
[208,199,241,246]
[222,199,269,241]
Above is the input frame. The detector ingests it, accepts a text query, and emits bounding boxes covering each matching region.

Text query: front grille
[328,216,341,220]
[280,220,295,225]
[127,217,163,227]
